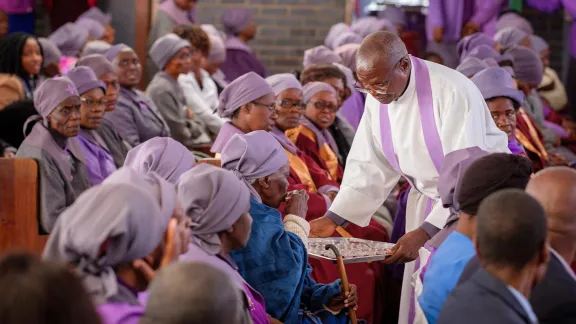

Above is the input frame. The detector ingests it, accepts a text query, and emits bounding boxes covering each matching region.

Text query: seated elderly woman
[43,168,187,324]
[105,43,170,147]
[148,33,210,146]
[177,164,268,324]
[16,77,91,233]
[210,71,276,154]
[67,66,116,185]
[221,130,359,324]
[123,136,196,184]
[76,54,128,168]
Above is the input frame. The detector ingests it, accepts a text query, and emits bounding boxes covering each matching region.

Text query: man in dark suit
[526,167,576,324]
[437,189,549,324]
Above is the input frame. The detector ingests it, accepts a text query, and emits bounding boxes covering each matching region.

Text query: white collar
[506,285,538,324]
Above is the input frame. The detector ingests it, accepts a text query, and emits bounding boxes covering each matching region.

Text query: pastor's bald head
[356,31,407,71]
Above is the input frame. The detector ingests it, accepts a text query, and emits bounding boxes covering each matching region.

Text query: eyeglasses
[276,99,306,111]
[309,101,339,113]
[251,100,276,112]
[80,97,108,108]
[355,56,405,95]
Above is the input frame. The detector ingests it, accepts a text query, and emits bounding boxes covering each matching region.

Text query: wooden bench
[197,158,222,168]
[0,158,48,255]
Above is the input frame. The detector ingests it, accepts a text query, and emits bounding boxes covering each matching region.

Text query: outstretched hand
[383,227,430,264]
[309,216,337,238]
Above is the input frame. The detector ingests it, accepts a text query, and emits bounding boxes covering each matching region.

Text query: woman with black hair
[0,32,42,100]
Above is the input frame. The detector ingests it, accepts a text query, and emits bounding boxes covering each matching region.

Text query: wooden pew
[197,158,222,168]
[0,158,48,255]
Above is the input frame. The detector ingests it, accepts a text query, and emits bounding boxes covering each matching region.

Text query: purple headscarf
[34,76,79,121]
[265,73,302,96]
[217,72,274,118]
[81,41,112,58]
[177,164,251,255]
[457,33,497,59]
[124,137,196,184]
[78,7,112,26]
[377,5,406,26]
[76,54,115,78]
[464,44,500,61]
[496,12,533,35]
[333,63,354,92]
[49,22,90,57]
[158,0,195,25]
[471,67,525,107]
[221,9,253,36]
[334,43,359,72]
[303,45,341,68]
[207,35,226,63]
[43,168,177,305]
[504,44,544,85]
[221,130,289,202]
[331,32,363,50]
[302,81,337,103]
[456,57,490,78]
[438,147,490,211]
[325,23,351,49]
[351,17,397,38]
[67,66,106,95]
[149,33,190,70]
[38,37,62,68]
[104,43,130,62]
[76,18,105,39]
[494,27,529,50]
[531,35,549,54]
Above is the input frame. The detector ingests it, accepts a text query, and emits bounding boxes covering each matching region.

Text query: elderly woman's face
[100,72,120,112]
[21,38,42,76]
[245,93,277,132]
[273,88,304,131]
[166,47,194,76]
[305,91,339,129]
[488,97,517,140]
[259,163,290,209]
[115,49,142,87]
[79,88,106,130]
[48,96,82,137]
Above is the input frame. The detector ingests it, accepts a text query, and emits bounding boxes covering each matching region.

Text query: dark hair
[486,96,520,110]
[300,64,346,87]
[0,33,43,82]
[477,189,547,270]
[498,60,514,68]
[172,24,211,58]
[0,252,101,324]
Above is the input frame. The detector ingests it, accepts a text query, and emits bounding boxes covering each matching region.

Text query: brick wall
[195,0,347,75]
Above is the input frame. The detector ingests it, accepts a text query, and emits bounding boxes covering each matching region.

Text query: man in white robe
[309,32,509,324]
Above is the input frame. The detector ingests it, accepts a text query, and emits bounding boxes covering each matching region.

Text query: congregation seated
[16,77,91,233]
[220,131,358,324]
[141,263,251,324]
[76,7,115,44]
[76,54,129,168]
[105,44,170,147]
[147,33,210,146]
[0,252,101,324]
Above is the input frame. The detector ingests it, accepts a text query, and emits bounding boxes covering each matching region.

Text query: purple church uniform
[339,88,365,130]
[334,43,360,72]
[49,22,90,57]
[303,45,341,68]
[456,33,496,60]
[1,0,35,34]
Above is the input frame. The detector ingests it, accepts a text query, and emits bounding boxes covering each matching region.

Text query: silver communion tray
[308,238,395,264]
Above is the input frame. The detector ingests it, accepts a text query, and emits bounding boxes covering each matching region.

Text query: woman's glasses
[276,99,306,111]
[309,101,339,113]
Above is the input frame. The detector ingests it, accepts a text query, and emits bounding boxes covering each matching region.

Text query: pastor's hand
[309,216,337,238]
[383,227,430,264]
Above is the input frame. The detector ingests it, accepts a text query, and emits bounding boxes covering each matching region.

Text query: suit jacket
[530,250,576,324]
[438,268,533,324]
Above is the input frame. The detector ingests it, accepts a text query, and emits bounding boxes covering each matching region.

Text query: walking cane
[325,244,358,324]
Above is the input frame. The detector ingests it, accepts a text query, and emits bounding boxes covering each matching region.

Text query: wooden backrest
[0,158,47,255]
[198,158,222,168]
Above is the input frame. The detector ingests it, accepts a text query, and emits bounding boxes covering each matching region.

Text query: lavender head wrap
[456,57,490,78]
[472,67,525,107]
[201,24,226,40]
[42,169,176,305]
[334,43,360,71]
[207,35,226,63]
[78,7,112,26]
[377,6,406,26]
[34,76,79,123]
[333,63,355,92]
[81,40,112,57]
[505,44,544,85]
[104,43,130,62]
[457,33,496,59]
[265,73,302,96]
[49,22,90,57]
[149,33,191,70]
[217,72,274,118]
[351,17,397,38]
[38,37,62,68]
[325,23,351,49]
[67,66,107,95]
[76,54,115,78]
[494,27,529,50]
[221,130,289,202]
[177,164,251,255]
[221,9,253,35]
[303,45,341,68]
[124,137,196,184]
[76,18,105,39]
[302,81,337,103]
[331,32,363,50]
[464,44,500,61]
[496,12,533,35]
[531,35,549,54]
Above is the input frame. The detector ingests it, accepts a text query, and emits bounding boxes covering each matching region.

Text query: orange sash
[285,149,317,192]
[286,125,339,180]
[516,108,549,161]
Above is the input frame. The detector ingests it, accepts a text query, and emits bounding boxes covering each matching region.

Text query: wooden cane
[325,244,358,324]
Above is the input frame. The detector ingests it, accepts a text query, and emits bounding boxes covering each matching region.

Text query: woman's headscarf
[334,43,360,72]
[78,7,112,27]
[221,130,289,202]
[104,43,130,62]
[456,57,490,78]
[149,33,190,70]
[531,35,549,54]
[496,12,533,35]
[207,35,226,63]
[124,137,196,184]
[216,71,273,118]
[67,66,106,96]
[464,44,500,61]
[76,18,105,39]
[324,23,351,49]
[178,164,250,255]
[34,76,79,124]
[49,23,90,57]
[504,44,544,86]
[494,27,529,51]
[265,73,302,96]
[302,81,338,103]
[457,33,496,59]
[38,37,61,68]
[377,5,406,26]
[76,54,115,78]
[43,168,176,305]
[331,32,363,50]
[81,40,112,57]
[303,45,341,68]
[471,67,525,107]
[221,9,253,35]
[351,17,397,38]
